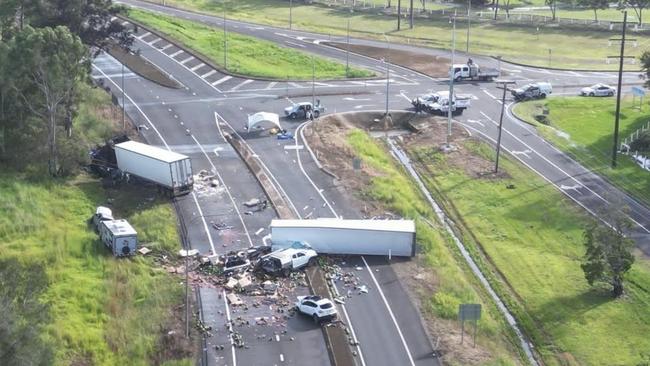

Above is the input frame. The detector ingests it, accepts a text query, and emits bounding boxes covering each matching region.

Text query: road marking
[137,31,151,39]
[279,354,284,362]
[212,75,232,86]
[466,119,485,127]
[568,71,584,77]
[160,43,173,51]
[284,145,304,150]
[343,97,371,101]
[192,192,217,254]
[511,149,532,159]
[223,289,238,366]
[361,256,416,366]
[288,82,303,88]
[201,69,217,78]
[265,81,278,89]
[169,49,184,58]
[255,228,265,236]
[148,37,162,45]
[179,56,195,64]
[230,79,254,91]
[482,89,497,99]
[560,184,583,193]
[190,63,205,71]
[285,40,306,48]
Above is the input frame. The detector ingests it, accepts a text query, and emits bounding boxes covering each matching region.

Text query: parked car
[580,84,616,97]
[295,295,338,323]
[511,82,552,101]
[284,101,325,119]
[260,247,317,275]
[92,206,113,231]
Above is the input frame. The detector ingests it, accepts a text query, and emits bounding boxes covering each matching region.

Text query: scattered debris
[179,249,199,257]
[138,247,151,255]
[227,293,244,306]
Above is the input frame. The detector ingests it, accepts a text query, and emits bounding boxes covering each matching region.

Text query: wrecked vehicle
[295,295,338,323]
[92,206,113,231]
[260,248,317,276]
[222,255,251,274]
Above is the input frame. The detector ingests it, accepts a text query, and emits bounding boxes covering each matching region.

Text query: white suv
[295,295,338,323]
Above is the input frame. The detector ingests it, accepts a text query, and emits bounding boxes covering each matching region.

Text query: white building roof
[103,219,137,236]
[115,140,188,163]
[271,219,415,233]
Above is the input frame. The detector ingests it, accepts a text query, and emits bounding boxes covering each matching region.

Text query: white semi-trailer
[114,141,193,196]
[270,219,416,257]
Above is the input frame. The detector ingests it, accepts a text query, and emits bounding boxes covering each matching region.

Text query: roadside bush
[534,114,550,125]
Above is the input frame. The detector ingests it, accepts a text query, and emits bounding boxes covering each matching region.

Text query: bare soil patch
[324,42,451,78]
[108,44,182,89]
[303,112,504,365]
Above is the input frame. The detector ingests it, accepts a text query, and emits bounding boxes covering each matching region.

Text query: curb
[494,55,644,73]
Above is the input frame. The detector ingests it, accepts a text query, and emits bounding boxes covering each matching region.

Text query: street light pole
[346,19,350,77]
[289,0,293,30]
[613,10,627,168]
[446,16,456,148]
[494,80,516,173]
[121,62,125,130]
[312,56,316,108]
[466,0,471,53]
[223,0,227,70]
[384,34,391,115]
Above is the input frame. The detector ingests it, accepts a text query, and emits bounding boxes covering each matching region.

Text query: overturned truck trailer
[270,219,416,257]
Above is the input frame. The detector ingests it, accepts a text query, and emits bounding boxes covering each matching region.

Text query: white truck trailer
[99,219,138,257]
[270,219,416,257]
[114,141,193,196]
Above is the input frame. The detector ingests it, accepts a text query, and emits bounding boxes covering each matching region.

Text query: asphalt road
[94,2,650,365]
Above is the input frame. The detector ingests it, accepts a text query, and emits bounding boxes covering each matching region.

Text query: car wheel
[540,93,546,99]
[589,92,595,97]
[313,110,320,118]
[313,314,320,324]
[609,91,614,96]
[289,112,297,119]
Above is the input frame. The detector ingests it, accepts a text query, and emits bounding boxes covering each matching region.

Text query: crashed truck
[270,219,416,257]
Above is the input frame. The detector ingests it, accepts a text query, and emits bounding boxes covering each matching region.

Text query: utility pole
[494,80,516,173]
[223,0,228,70]
[121,62,125,130]
[346,19,350,77]
[185,251,189,338]
[384,34,391,115]
[312,56,316,108]
[466,0,471,53]
[397,0,402,30]
[289,0,293,30]
[446,16,456,149]
[409,0,414,29]
[612,11,627,168]
[494,0,499,20]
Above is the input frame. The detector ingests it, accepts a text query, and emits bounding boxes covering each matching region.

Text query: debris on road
[179,249,199,257]
[137,247,151,255]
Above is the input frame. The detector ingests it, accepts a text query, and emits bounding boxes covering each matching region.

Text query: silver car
[580,84,616,97]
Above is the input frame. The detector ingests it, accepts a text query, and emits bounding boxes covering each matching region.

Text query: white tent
[247,112,281,131]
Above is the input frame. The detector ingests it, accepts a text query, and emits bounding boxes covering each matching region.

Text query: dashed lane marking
[201,69,217,78]
[211,75,232,86]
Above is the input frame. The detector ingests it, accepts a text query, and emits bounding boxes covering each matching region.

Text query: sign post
[632,86,646,111]
[459,303,481,347]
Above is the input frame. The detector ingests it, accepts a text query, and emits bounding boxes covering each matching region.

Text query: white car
[284,102,324,119]
[295,295,338,322]
[260,247,317,275]
[581,84,616,97]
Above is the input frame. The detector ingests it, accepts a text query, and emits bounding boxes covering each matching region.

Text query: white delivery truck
[451,59,500,81]
[270,219,416,257]
[114,141,193,196]
[99,219,137,257]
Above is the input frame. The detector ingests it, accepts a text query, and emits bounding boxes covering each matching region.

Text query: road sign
[632,86,646,97]
[459,303,481,321]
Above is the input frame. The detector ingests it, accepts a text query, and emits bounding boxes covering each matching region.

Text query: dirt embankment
[303,111,508,365]
[108,44,182,89]
[323,42,451,78]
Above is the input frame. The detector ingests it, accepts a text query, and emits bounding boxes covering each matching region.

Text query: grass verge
[127,8,374,79]
[512,96,650,207]
[344,129,522,365]
[150,0,647,70]
[0,84,192,366]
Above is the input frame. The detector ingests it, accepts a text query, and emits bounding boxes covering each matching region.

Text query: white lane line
[137,31,151,39]
[160,43,173,51]
[328,277,366,366]
[212,75,232,86]
[482,89,497,99]
[180,55,195,64]
[229,79,254,91]
[201,69,217,78]
[192,192,217,254]
[279,354,284,362]
[285,40,306,48]
[314,82,331,87]
[361,256,416,366]
[190,134,254,247]
[568,71,584,77]
[223,289,238,366]
[169,49,184,58]
[190,62,206,71]
[288,82,303,88]
[265,81,278,89]
[148,37,162,45]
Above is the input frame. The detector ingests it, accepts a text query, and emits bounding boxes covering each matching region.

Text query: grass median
[512,96,650,207]
[127,8,373,79]
[0,85,192,366]
[407,137,650,365]
[149,0,648,70]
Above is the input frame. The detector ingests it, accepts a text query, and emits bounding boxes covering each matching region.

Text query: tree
[577,0,609,21]
[546,0,558,20]
[624,0,650,24]
[6,26,89,176]
[581,205,635,298]
[640,50,650,87]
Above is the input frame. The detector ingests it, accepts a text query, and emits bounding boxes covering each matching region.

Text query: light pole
[223,0,227,70]
[312,56,316,108]
[383,34,391,115]
[346,19,350,77]
[466,0,471,53]
[494,80,516,173]
[446,15,456,149]
[289,0,293,30]
[121,62,125,130]
[613,10,628,168]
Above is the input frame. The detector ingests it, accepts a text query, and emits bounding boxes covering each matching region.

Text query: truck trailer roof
[102,219,137,237]
[115,141,188,164]
[270,218,415,233]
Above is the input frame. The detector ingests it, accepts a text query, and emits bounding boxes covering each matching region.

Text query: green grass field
[0,85,192,366]
[513,97,650,207]
[346,129,522,365]
[127,9,373,79]
[142,0,649,70]
[409,139,650,365]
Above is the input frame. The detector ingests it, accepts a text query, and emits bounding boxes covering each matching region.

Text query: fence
[620,120,650,171]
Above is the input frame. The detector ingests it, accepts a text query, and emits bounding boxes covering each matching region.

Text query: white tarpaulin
[247,112,281,131]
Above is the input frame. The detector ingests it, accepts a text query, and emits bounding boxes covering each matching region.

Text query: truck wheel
[540,93,546,99]
[289,112,297,119]
[313,314,320,324]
